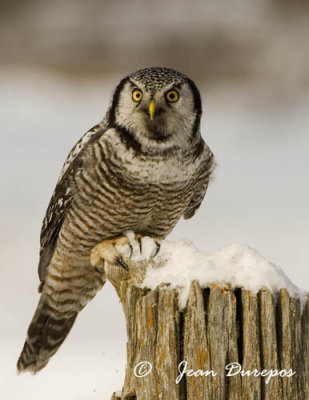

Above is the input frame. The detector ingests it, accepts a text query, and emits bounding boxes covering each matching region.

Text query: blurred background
[1,1,308,399]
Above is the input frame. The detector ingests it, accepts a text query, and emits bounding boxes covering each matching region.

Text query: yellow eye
[132,89,143,102]
[165,90,179,103]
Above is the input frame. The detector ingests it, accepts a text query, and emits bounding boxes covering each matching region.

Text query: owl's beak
[148,100,156,120]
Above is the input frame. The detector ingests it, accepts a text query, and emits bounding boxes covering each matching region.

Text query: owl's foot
[90,233,161,273]
[117,231,161,262]
[90,236,130,273]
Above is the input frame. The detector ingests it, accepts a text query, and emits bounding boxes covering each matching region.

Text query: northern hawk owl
[17,67,214,373]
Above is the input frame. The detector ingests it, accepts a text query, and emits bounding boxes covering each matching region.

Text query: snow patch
[140,240,307,309]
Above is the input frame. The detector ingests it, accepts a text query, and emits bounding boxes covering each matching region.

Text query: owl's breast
[117,154,197,237]
[70,135,197,244]
[143,179,195,237]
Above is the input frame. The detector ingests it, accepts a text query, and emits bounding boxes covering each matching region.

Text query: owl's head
[108,67,202,152]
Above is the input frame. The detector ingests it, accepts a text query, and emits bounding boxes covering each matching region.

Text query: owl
[17,67,214,373]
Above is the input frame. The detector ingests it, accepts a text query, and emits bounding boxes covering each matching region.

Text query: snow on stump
[104,239,308,400]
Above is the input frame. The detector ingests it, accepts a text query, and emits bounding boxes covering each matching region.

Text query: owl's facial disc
[114,77,200,150]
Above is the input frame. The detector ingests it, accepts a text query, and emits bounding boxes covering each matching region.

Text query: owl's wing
[183,142,215,220]
[38,123,105,283]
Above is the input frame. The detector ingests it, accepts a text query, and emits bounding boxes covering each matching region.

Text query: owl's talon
[137,236,143,253]
[153,242,161,258]
[116,257,129,271]
[128,242,134,258]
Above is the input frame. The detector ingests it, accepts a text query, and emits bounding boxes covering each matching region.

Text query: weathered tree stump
[105,254,308,400]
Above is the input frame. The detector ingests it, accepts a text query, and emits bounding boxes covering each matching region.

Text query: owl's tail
[17,296,78,373]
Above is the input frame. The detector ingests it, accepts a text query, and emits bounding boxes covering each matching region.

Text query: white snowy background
[1,1,309,399]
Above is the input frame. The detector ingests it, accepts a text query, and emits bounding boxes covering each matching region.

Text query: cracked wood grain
[104,257,308,400]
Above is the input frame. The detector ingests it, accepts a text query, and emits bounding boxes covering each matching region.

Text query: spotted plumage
[17,67,215,373]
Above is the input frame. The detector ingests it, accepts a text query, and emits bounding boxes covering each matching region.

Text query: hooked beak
[148,100,156,120]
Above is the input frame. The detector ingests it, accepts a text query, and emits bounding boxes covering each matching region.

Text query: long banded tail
[17,296,78,373]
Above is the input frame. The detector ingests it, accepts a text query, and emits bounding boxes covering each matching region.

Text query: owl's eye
[132,89,143,102]
[165,90,179,103]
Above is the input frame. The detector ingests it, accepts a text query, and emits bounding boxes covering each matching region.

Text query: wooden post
[105,255,309,400]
